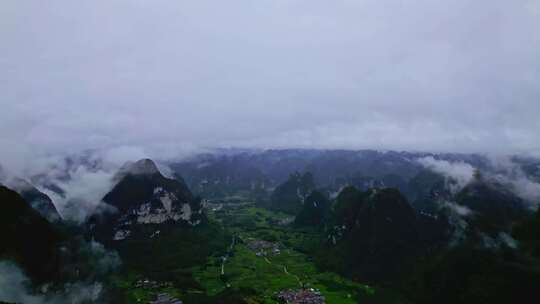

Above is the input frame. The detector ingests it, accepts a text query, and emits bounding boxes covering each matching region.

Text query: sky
[2,0,540,173]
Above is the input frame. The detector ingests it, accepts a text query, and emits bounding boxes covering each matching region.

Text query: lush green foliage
[317,187,421,283]
[269,172,315,214]
[294,191,331,227]
[513,207,540,257]
[193,204,403,303]
[0,186,64,284]
[404,244,540,304]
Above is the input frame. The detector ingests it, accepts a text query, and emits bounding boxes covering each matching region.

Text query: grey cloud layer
[1,0,540,169]
[0,240,120,303]
[418,156,540,208]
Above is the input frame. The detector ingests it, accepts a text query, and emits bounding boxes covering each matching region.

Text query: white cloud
[0,261,103,304]
[417,156,475,193]
[487,156,540,207]
[418,155,540,208]
[440,200,473,217]
[39,167,115,222]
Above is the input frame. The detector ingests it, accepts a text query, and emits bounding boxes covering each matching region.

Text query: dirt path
[220,234,236,275]
[263,255,303,287]
[220,233,302,287]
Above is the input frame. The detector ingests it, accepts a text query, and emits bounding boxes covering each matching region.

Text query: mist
[417,156,475,193]
[1,0,539,171]
[487,156,540,206]
[0,261,102,304]
[0,236,121,303]
[418,156,540,208]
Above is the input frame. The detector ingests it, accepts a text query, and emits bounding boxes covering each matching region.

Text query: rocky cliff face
[92,159,205,241]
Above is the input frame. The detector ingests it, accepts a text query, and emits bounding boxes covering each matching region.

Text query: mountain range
[1,149,540,303]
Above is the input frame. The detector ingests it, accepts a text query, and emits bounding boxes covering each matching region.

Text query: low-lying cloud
[440,200,473,217]
[417,156,475,193]
[0,261,102,304]
[0,237,121,303]
[0,144,192,223]
[0,146,150,222]
[487,156,540,206]
[418,155,540,208]
[38,167,116,223]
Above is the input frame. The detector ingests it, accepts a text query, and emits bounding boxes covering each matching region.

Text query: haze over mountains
[1,148,540,303]
[1,148,539,227]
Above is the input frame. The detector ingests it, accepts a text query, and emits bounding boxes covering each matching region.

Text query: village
[131,279,182,304]
[276,288,326,304]
[246,239,281,257]
[149,293,183,304]
[245,239,326,303]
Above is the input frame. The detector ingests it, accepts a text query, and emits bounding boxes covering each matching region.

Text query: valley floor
[194,205,372,303]
[113,202,405,304]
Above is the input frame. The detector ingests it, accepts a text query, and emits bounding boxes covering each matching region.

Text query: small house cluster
[134,278,173,290]
[246,239,281,257]
[149,293,183,304]
[276,288,325,304]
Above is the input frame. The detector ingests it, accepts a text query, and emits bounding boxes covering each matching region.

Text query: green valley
[112,201,405,303]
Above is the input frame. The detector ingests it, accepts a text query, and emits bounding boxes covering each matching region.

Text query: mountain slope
[87,159,229,292]
[0,186,63,284]
[94,159,205,241]
[294,190,331,227]
[5,178,61,222]
[455,178,527,235]
[320,187,422,282]
[269,172,315,214]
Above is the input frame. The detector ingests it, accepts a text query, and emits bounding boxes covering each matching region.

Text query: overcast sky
[2,0,540,171]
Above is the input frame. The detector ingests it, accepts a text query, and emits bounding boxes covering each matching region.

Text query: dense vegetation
[294,191,331,227]
[0,186,63,284]
[404,205,540,304]
[314,187,424,283]
[269,172,315,214]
